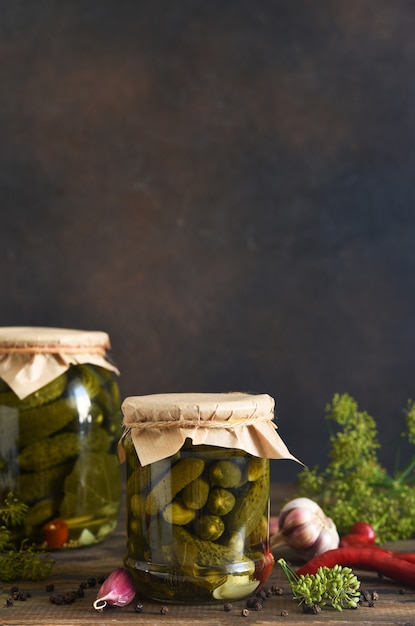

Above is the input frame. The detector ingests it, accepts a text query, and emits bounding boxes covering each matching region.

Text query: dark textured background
[1,1,415,482]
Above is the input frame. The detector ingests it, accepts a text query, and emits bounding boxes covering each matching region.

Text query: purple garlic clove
[93,567,136,610]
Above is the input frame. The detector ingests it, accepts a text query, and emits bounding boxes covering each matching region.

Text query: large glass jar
[120,392,298,604]
[0,326,122,549]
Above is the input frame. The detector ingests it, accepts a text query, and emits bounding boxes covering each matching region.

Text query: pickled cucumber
[246,456,267,482]
[24,497,61,533]
[15,462,74,503]
[127,456,176,496]
[182,477,210,510]
[145,458,205,515]
[196,514,225,541]
[17,428,111,471]
[169,526,249,569]
[207,487,236,516]
[17,398,79,447]
[226,470,269,537]
[209,460,243,488]
[163,500,195,525]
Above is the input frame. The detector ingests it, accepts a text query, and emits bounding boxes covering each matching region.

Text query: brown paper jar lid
[0,326,117,399]
[122,392,275,423]
[0,327,110,353]
[121,392,301,466]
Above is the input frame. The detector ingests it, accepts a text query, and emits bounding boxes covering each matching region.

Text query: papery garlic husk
[93,567,136,610]
[270,497,339,560]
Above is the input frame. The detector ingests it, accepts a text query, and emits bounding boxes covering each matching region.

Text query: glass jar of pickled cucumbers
[120,392,298,604]
[0,326,122,549]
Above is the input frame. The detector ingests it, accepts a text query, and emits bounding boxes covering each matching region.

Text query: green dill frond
[297,393,415,542]
[0,492,29,527]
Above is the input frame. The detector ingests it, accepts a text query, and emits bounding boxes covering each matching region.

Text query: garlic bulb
[270,497,339,559]
[93,568,136,610]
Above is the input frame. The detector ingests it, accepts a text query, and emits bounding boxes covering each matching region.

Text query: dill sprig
[0,492,55,581]
[278,558,360,612]
[297,393,415,543]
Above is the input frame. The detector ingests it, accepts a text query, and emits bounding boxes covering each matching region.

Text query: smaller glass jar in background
[120,392,299,604]
[0,326,122,549]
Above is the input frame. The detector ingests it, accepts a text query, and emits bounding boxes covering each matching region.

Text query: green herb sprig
[278,558,360,612]
[0,492,55,581]
[297,393,415,543]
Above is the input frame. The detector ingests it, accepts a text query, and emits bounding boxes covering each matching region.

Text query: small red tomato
[42,518,69,549]
[349,522,376,544]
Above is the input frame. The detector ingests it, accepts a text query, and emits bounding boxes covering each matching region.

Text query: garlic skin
[270,497,339,559]
[93,567,136,611]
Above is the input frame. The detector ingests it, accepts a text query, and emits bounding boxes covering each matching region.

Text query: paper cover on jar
[119,392,301,466]
[0,327,119,398]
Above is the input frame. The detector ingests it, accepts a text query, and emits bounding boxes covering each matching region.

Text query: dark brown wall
[1,1,415,481]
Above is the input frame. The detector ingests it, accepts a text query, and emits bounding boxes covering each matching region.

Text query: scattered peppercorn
[50,593,65,605]
[399,588,405,594]
[6,597,13,606]
[371,591,379,601]
[251,599,263,611]
[46,583,55,592]
[134,602,144,613]
[241,608,249,616]
[302,604,321,614]
[160,606,169,614]
[223,602,232,611]
[280,609,289,616]
[87,577,97,587]
[77,587,85,598]
[246,597,259,608]
[271,585,283,595]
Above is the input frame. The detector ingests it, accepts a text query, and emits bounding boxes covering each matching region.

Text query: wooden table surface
[2,485,415,626]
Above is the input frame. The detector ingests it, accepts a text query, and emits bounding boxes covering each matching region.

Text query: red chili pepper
[42,518,69,549]
[296,547,415,588]
[254,550,275,588]
[339,534,371,548]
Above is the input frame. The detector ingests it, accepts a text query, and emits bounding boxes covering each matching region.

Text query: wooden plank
[1,485,415,624]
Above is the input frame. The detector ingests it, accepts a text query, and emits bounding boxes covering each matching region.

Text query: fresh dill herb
[0,492,55,581]
[0,492,29,527]
[297,393,415,543]
[278,558,360,612]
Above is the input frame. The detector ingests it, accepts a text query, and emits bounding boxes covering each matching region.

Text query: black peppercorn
[241,608,249,617]
[160,606,169,615]
[223,602,232,611]
[134,602,144,613]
